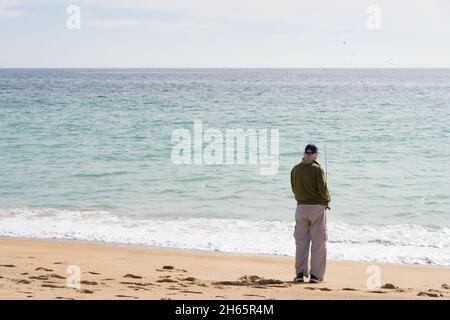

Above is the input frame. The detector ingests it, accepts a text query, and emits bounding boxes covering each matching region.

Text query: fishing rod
[324,143,330,211]
[324,143,328,181]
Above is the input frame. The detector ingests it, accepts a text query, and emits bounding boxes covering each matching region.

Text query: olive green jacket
[291,159,330,205]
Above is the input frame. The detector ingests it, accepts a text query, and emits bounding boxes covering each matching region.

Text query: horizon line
[1,66,450,70]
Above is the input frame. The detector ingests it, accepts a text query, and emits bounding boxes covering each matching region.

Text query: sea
[0,68,449,266]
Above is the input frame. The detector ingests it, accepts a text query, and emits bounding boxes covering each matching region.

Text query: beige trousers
[293,204,327,280]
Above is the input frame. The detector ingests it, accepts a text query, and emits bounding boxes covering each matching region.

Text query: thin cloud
[85,19,189,29]
[0,0,25,18]
[0,9,23,17]
[85,18,229,34]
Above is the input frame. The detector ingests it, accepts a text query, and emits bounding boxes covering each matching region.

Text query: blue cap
[304,144,318,154]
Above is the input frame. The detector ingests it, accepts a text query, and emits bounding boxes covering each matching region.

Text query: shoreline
[0,237,449,300]
[0,236,450,270]
[1,235,449,270]
[2,208,447,267]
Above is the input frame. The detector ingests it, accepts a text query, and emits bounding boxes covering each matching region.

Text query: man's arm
[317,167,330,205]
[290,168,295,194]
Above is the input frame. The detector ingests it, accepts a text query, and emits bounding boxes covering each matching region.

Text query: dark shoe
[309,274,321,283]
[293,273,304,283]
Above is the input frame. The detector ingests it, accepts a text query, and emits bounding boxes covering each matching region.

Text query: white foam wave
[0,207,449,266]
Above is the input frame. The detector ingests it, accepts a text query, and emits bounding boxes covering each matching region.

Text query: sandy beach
[0,238,449,300]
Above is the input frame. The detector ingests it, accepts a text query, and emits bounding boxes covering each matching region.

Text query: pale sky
[1,0,449,68]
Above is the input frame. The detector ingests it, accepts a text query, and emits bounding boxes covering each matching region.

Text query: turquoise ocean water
[0,69,449,265]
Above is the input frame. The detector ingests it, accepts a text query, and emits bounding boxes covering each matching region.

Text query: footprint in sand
[304,286,330,291]
[427,289,442,293]
[15,279,31,284]
[179,290,203,294]
[56,297,75,300]
[123,274,143,279]
[342,288,358,291]
[120,281,153,287]
[41,284,65,289]
[368,290,387,294]
[80,280,98,285]
[441,284,450,290]
[50,273,65,279]
[87,271,101,275]
[0,264,16,268]
[128,285,151,291]
[418,291,443,298]
[53,262,63,265]
[116,294,138,299]
[29,275,49,280]
[244,294,266,298]
[157,278,178,283]
[156,276,178,282]
[35,267,53,272]
[179,276,196,282]
[78,289,94,294]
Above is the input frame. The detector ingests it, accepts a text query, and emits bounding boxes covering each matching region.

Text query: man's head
[304,144,318,160]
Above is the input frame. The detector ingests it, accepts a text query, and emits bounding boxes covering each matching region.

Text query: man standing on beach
[290,144,330,283]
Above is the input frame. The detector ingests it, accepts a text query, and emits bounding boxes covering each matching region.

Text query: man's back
[291,161,330,205]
